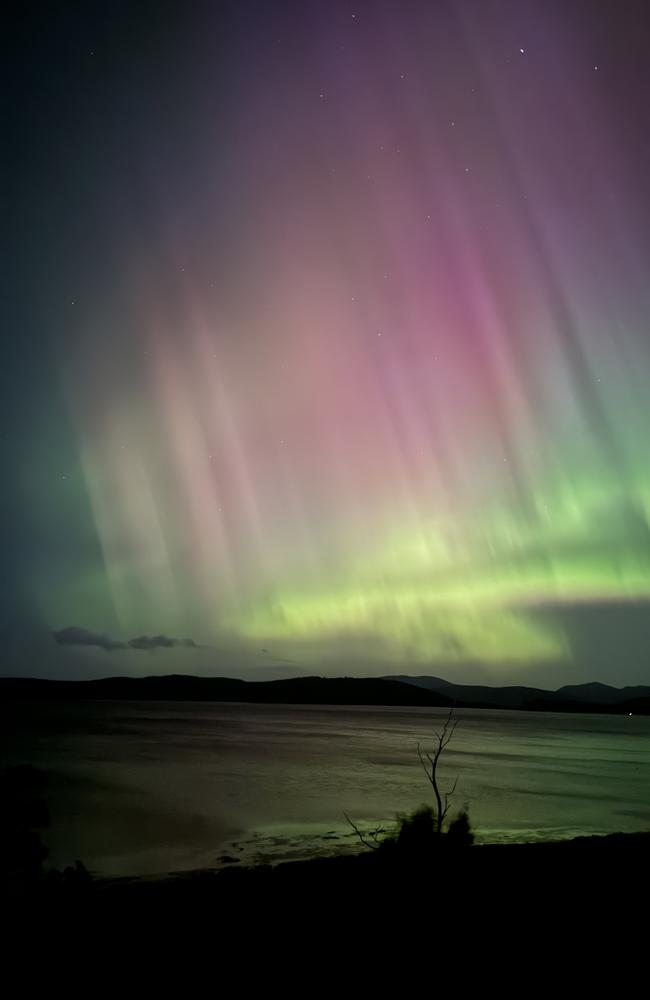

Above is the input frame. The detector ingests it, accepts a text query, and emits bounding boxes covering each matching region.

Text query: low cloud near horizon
[53,626,200,652]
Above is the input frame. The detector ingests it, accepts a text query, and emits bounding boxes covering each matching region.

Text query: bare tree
[417,707,459,835]
[344,706,462,851]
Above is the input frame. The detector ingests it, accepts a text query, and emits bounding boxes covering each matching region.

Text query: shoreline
[44,818,643,882]
[54,829,644,919]
[10,823,650,919]
[88,827,650,893]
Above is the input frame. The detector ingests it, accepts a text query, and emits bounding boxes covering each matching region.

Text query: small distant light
[519,48,525,54]
[629,712,633,717]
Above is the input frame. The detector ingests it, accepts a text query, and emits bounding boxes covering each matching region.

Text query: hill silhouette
[0,675,452,708]
[385,674,650,714]
[1,673,648,712]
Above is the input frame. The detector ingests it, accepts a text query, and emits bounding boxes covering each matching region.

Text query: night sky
[5,0,650,685]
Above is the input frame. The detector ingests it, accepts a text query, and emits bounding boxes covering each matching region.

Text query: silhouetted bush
[0,765,50,893]
[1,765,94,898]
[376,804,474,858]
[446,809,474,847]
[393,805,437,854]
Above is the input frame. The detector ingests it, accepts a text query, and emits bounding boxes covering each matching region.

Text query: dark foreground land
[12,830,649,914]
[6,833,648,965]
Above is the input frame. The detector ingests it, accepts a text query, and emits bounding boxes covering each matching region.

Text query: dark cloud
[52,627,199,652]
[530,599,650,686]
[128,635,198,651]
[53,626,125,651]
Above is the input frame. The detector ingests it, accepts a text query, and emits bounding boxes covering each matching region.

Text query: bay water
[3,700,649,877]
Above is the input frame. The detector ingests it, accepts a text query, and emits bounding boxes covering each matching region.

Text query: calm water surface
[3,700,649,876]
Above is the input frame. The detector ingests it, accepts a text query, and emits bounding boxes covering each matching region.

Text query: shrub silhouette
[0,765,50,893]
[377,804,474,857]
[393,805,437,855]
[446,808,474,848]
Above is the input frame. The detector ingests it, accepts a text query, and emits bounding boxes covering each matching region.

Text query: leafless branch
[343,811,386,851]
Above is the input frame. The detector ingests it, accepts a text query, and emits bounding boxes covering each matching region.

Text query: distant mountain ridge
[1,673,649,713]
[384,675,650,713]
[0,674,452,708]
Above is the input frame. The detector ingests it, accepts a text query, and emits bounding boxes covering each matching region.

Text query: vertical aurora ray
[41,1,650,674]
